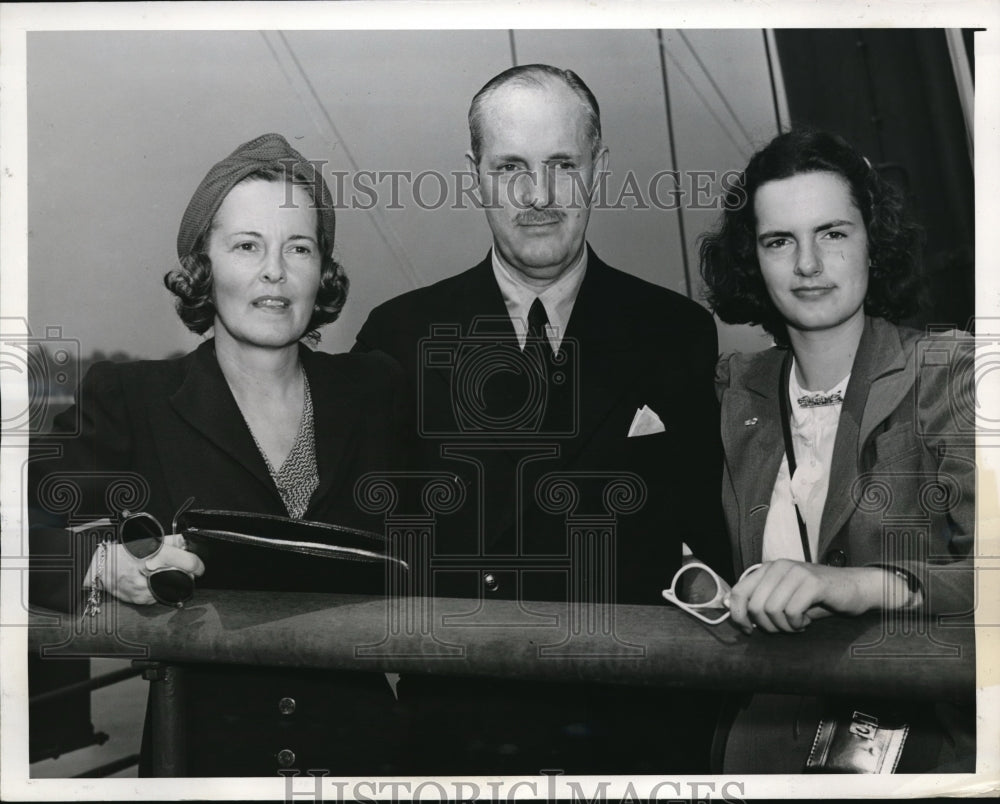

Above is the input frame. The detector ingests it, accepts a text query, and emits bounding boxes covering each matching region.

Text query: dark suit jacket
[354,247,731,607]
[716,316,974,614]
[29,338,409,612]
[351,246,730,774]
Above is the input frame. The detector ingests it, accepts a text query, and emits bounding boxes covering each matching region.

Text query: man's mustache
[514,209,564,225]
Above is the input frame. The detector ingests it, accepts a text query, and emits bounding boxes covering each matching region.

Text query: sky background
[26,29,781,360]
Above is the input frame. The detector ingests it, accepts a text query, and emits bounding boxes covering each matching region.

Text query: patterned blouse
[249,374,319,519]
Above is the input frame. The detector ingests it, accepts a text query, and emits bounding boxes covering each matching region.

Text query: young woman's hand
[725,559,916,634]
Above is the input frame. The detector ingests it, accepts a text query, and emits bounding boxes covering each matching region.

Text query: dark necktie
[527,297,550,352]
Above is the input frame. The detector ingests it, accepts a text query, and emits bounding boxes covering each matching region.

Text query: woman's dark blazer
[28,338,412,776]
[29,338,410,611]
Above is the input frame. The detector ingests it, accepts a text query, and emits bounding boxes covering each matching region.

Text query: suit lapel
[168,340,277,498]
[438,249,642,459]
[421,256,524,544]
[855,321,911,450]
[452,255,522,414]
[440,254,513,335]
[167,342,368,519]
[425,255,519,402]
[303,348,364,514]
[818,318,910,555]
[725,350,785,566]
[425,251,661,544]
[557,250,648,466]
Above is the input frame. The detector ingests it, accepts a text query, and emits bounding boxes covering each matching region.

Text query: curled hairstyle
[164,167,348,343]
[699,129,923,345]
[468,64,603,165]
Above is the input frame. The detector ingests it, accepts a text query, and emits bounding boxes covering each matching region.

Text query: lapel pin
[744,417,758,426]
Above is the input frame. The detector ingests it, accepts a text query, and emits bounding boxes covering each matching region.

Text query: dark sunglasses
[118,499,196,607]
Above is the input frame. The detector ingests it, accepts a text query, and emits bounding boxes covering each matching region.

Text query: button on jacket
[29,339,412,776]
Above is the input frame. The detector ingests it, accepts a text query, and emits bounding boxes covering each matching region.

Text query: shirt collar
[490,245,588,351]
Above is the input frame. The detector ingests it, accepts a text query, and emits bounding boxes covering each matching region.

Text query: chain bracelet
[83,541,109,617]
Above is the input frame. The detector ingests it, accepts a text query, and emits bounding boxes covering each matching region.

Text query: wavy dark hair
[163,166,348,344]
[699,129,923,345]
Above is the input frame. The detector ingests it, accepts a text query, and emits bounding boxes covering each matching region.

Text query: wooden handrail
[28,590,975,702]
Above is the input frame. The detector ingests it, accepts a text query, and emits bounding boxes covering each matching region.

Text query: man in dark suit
[353,64,729,774]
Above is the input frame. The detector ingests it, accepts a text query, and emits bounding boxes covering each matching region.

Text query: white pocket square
[627,404,665,437]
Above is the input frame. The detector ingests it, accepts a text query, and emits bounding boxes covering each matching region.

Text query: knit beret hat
[176,133,336,261]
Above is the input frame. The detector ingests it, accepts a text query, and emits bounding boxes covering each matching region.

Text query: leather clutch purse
[175,508,407,594]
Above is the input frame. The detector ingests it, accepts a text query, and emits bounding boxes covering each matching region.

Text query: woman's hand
[102,534,205,605]
[725,560,914,634]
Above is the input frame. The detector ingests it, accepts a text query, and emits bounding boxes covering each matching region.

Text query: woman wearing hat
[30,134,409,774]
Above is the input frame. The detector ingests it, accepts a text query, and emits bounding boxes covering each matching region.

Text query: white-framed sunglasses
[661,561,763,625]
